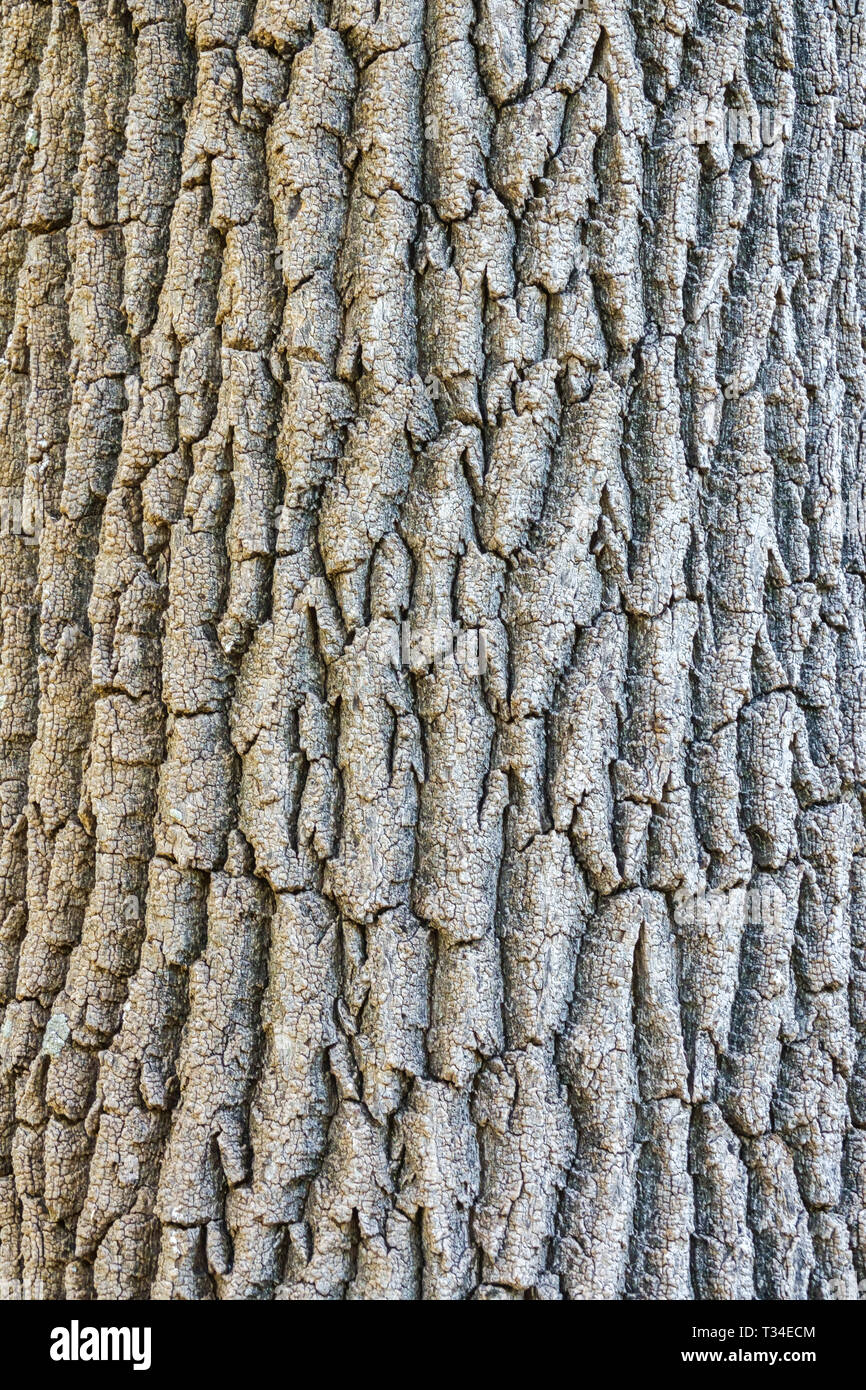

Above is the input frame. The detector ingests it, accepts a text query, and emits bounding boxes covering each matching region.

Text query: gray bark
[0,0,864,1301]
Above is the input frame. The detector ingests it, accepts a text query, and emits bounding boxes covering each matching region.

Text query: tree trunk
[0,0,864,1302]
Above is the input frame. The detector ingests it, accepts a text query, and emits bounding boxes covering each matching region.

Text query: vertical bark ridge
[0,0,54,1302]
[2,0,95,1300]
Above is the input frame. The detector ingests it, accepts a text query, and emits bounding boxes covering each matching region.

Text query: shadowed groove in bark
[0,0,864,1301]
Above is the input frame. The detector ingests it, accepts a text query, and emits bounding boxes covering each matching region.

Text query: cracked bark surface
[0,0,865,1302]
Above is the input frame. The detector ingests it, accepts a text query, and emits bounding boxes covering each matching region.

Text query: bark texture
[1,0,865,1302]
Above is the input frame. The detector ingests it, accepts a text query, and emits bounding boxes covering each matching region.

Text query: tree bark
[0,0,864,1301]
